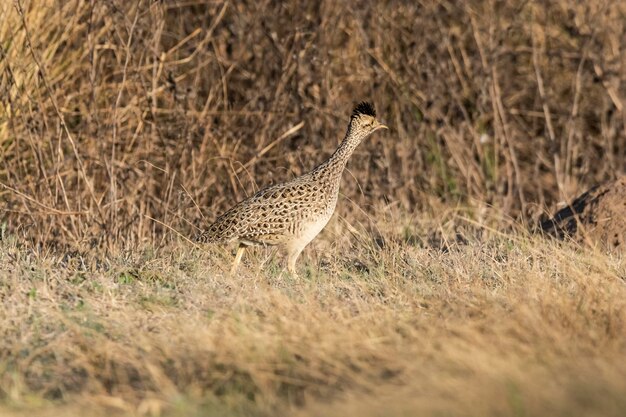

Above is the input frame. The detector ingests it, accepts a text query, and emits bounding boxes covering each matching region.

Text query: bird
[196,102,388,275]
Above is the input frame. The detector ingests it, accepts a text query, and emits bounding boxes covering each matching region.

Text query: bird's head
[348,102,388,137]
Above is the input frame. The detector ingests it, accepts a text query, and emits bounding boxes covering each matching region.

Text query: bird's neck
[313,127,363,178]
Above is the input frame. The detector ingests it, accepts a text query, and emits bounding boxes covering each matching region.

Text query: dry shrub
[0,0,625,251]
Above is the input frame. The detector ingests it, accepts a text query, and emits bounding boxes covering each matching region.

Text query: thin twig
[236,121,305,174]
[143,214,201,248]
[110,0,141,236]
[0,182,87,215]
[531,19,564,199]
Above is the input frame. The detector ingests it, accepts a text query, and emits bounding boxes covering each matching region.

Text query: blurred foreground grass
[0,216,624,417]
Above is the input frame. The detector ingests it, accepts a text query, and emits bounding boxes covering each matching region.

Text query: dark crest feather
[351,102,376,118]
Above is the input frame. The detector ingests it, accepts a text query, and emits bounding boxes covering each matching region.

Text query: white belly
[290,215,332,252]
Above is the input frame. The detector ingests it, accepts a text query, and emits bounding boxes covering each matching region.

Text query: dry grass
[0,216,625,416]
[1,0,625,250]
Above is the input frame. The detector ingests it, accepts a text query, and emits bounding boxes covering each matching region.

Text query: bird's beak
[375,122,389,131]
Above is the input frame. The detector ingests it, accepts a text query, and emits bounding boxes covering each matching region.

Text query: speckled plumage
[196,102,387,274]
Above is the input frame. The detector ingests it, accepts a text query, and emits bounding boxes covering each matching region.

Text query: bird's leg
[231,244,246,274]
[287,262,298,278]
[286,247,303,278]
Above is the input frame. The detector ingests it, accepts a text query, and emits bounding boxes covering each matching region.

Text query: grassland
[1,217,625,417]
[1,1,626,416]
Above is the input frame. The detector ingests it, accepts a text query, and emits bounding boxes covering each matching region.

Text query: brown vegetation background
[1,0,625,251]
